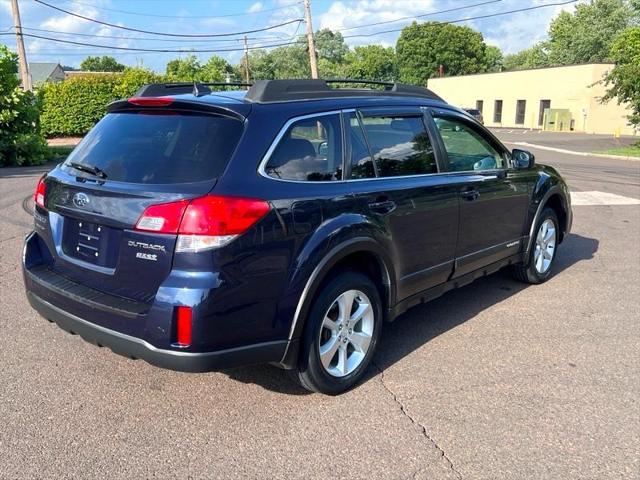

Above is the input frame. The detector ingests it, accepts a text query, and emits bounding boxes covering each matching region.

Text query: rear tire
[293,271,382,395]
[512,207,559,284]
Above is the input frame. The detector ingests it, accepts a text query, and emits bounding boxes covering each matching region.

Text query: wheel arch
[525,185,571,255]
[278,237,395,368]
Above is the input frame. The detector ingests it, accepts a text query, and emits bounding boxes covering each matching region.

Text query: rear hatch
[39,99,246,302]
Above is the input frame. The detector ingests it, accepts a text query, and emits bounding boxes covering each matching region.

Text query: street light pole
[303,0,318,79]
[10,0,32,91]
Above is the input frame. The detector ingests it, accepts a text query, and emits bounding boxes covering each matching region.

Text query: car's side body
[22,82,572,375]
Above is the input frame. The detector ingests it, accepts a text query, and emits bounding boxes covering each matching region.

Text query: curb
[503,141,639,161]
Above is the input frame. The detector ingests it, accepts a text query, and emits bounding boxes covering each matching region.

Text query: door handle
[460,187,480,201]
[368,199,396,215]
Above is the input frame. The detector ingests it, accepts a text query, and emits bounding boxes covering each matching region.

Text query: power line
[17,26,301,44]
[342,0,578,39]
[13,0,500,46]
[0,32,306,53]
[54,0,303,19]
[13,0,578,59]
[337,0,504,32]
[33,0,304,38]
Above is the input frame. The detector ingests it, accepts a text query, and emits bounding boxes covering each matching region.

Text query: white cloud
[481,0,583,54]
[247,2,264,14]
[319,0,435,46]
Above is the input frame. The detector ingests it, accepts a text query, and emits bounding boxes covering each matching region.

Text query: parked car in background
[463,107,484,124]
[23,79,572,395]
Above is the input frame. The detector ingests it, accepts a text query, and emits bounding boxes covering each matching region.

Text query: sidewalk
[47,137,82,147]
[489,128,637,153]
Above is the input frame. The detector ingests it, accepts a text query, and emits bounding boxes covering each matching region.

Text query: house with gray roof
[28,63,66,86]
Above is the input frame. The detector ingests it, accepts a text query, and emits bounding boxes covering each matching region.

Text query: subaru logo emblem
[72,192,90,208]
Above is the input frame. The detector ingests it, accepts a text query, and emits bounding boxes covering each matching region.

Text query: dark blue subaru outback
[23,79,572,394]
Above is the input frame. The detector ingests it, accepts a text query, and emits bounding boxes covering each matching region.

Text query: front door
[427,110,531,277]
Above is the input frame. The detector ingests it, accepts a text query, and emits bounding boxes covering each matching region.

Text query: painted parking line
[571,191,640,206]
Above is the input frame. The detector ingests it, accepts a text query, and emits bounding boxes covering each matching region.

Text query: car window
[360,115,437,177]
[63,112,243,184]
[265,114,342,181]
[346,112,375,179]
[433,116,504,172]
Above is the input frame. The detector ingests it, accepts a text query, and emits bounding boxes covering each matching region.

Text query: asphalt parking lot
[1,133,639,479]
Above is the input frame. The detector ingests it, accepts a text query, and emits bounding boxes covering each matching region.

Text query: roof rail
[134,82,253,98]
[244,79,443,103]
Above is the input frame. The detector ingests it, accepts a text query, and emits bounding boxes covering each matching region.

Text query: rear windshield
[63,112,243,184]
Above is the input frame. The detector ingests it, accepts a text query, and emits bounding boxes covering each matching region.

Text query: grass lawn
[595,145,640,158]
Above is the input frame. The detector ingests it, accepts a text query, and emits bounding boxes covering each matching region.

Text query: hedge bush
[0,45,48,166]
[40,68,166,137]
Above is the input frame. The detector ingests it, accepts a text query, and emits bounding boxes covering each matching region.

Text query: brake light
[34,176,46,208]
[175,306,192,347]
[127,97,174,107]
[135,195,270,252]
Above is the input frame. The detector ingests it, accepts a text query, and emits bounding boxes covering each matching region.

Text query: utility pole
[243,35,250,83]
[303,0,318,79]
[10,0,32,91]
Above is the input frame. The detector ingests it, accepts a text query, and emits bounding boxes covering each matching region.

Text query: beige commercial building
[428,63,637,136]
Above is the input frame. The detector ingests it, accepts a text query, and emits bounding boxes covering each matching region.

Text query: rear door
[426,108,530,277]
[40,107,244,302]
[346,108,459,300]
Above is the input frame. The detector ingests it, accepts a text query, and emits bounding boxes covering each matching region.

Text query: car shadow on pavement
[224,233,599,396]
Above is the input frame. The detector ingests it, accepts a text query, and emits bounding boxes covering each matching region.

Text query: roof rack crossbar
[324,78,394,87]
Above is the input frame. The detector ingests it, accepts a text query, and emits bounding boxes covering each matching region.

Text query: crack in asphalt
[372,362,463,480]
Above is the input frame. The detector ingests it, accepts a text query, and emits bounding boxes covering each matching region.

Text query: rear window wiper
[68,161,108,179]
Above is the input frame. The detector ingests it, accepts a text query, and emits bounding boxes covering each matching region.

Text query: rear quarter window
[63,112,243,184]
[264,113,343,181]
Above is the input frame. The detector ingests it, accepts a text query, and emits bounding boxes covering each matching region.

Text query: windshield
[63,112,243,184]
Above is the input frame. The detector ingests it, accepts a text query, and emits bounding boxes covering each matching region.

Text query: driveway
[0,145,638,479]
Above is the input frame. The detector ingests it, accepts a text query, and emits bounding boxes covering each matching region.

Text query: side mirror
[317,141,328,157]
[511,148,535,169]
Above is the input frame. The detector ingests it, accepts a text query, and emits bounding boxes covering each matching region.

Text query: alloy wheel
[317,289,375,378]
[534,218,556,274]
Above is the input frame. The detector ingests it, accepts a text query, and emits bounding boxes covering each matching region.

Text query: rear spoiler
[106,97,248,121]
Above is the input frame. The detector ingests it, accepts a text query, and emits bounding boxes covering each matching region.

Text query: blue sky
[0,0,582,71]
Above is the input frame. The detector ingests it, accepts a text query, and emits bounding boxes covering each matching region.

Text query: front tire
[512,207,559,284]
[293,271,382,395]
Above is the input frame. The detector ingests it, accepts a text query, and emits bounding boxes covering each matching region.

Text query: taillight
[127,97,174,107]
[34,176,46,208]
[135,199,189,233]
[135,195,270,252]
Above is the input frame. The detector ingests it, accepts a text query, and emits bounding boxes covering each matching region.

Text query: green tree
[239,49,275,80]
[503,44,549,71]
[0,45,47,166]
[602,27,640,130]
[201,55,234,82]
[484,45,504,72]
[80,55,125,72]
[396,22,489,84]
[113,67,165,98]
[269,44,310,79]
[315,29,349,64]
[345,45,396,81]
[546,0,635,65]
[166,55,203,81]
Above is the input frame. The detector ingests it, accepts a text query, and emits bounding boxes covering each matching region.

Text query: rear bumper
[27,291,288,372]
